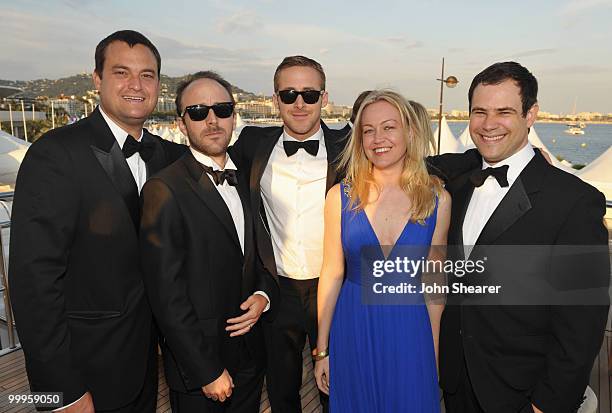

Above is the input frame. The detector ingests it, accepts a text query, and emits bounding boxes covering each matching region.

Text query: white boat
[565,98,586,134]
[565,125,585,135]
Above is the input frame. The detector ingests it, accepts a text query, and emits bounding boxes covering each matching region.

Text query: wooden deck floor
[2,334,611,412]
[0,345,322,413]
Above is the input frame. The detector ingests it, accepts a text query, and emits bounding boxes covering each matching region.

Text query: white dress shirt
[261,127,328,280]
[190,148,269,310]
[462,143,535,253]
[99,107,148,193]
[190,148,245,252]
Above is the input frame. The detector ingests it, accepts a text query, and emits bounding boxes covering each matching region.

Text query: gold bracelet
[313,348,329,361]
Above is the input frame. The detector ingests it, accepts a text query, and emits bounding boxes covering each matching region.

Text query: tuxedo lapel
[322,121,346,192]
[143,130,166,179]
[475,178,531,246]
[249,128,282,213]
[235,166,255,296]
[88,108,139,228]
[321,122,340,193]
[451,177,475,256]
[236,167,253,259]
[474,151,547,246]
[183,153,242,251]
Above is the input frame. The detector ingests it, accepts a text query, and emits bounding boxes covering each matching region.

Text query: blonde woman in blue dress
[314,90,451,412]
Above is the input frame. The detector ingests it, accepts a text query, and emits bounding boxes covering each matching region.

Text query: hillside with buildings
[1,74,610,123]
[0,73,352,120]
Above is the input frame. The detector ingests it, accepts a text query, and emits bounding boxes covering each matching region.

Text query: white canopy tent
[528,128,576,174]
[432,116,463,154]
[576,145,612,202]
[458,124,474,149]
[0,130,30,189]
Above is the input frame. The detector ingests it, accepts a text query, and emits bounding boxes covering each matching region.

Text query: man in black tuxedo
[9,30,185,412]
[230,55,348,412]
[140,71,274,413]
[439,62,609,413]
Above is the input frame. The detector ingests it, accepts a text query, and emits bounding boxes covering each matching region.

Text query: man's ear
[93,70,102,92]
[272,93,280,111]
[321,91,329,109]
[177,116,188,137]
[526,103,539,128]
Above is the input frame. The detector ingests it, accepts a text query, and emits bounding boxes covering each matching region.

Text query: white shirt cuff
[253,291,270,312]
[52,393,86,411]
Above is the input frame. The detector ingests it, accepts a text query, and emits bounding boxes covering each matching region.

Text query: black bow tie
[122,134,155,162]
[202,165,238,186]
[470,165,510,188]
[283,140,319,157]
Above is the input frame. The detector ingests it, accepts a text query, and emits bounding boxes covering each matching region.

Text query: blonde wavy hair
[338,90,442,223]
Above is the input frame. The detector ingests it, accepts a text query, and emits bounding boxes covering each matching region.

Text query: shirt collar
[99,106,143,147]
[482,142,535,185]
[190,147,236,171]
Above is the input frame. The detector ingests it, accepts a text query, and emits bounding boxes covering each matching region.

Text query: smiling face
[469,79,538,164]
[360,100,407,171]
[177,78,235,166]
[273,65,328,141]
[93,41,159,137]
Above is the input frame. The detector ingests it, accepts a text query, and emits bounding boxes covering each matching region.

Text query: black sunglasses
[181,102,235,121]
[277,89,323,105]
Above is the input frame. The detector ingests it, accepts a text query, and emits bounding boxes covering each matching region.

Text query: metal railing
[0,191,16,350]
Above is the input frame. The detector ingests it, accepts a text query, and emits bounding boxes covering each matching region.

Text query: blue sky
[2,0,612,113]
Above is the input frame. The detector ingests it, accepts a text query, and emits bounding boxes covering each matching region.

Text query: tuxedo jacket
[229,122,347,289]
[8,108,186,410]
[139,151,274,393]
[229,123,478,290]
[439,149,609,413]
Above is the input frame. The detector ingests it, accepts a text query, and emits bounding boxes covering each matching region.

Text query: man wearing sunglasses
[140,71,275,413]
[231,55,348,413]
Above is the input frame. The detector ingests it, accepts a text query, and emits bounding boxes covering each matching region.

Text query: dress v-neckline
[361,209,412,260]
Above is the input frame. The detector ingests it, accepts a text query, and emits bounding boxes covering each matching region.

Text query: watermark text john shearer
[372,281,501,295]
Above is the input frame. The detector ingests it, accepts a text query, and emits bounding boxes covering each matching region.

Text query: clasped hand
[202,369,234,402]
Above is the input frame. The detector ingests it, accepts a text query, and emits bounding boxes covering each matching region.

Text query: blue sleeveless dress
[328,182,440,412]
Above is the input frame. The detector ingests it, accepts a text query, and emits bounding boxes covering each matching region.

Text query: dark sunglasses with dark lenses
[277,89,323,104]
[181,102,235,121]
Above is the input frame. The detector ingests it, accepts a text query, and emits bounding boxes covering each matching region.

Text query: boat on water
[565,125,585,135]
[565,97,586,135]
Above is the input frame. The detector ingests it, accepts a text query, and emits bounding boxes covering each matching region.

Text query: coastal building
[450,110,469,118]
[236,99,277,118]
[323,101,351,117]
